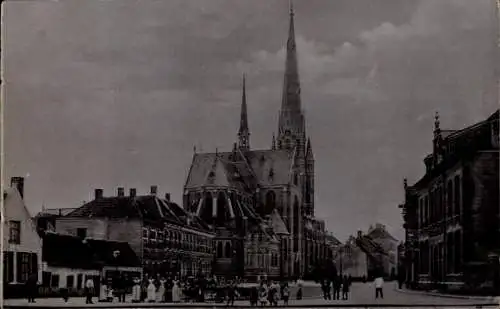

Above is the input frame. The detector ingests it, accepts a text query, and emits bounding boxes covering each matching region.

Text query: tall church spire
[238,74,250,150]
[277,0,305,151]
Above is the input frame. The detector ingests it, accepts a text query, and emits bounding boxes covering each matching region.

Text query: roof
[42,233,141,269]
[269,209,289,235]
[367,226,398,242]
[65,195,212,233]
[184,149,293,190]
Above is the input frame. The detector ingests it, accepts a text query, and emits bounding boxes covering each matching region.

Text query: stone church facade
[183,4,324,279]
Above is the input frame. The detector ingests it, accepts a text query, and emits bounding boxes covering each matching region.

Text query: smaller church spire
[193,145,197,154]
[238,73,250,150]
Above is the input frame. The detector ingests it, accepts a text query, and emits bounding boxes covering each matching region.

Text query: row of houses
[400,110,500,293]
[334,224,399,280]
[2,178,214,297]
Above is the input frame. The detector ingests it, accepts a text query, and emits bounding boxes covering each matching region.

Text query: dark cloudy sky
[4,0,498,241]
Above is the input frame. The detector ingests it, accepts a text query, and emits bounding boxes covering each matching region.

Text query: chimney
[150,186,158,196]
[117,187,125,197]
[11,177,25,198]
[129,188,137,198]
[165,193,171,202]
[94,189,103,200]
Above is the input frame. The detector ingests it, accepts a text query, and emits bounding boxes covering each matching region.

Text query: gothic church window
[216,192,228,226]
[201,192,213,223]
[217,242,223,258]
[293,173,298,186]
[225,242,232,258]
[265,191,276,214]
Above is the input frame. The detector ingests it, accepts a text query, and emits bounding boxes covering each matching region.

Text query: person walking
[26,273,38,303]
[296,277,303,300]
[249,285,258,307]
[374,275,384,299]
[281,283,289,306]
[332,276,341,300]
[132,277,141,303]
[85,277,95,304]
[341,275,350,300]
[226,280,236,307]
[147,277,156,302]
[259,282,268,307]
[172,279,181,303]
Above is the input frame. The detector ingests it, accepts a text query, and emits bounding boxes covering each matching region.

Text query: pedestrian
[325,280,331,300]
[281,283,289,306]
[296,277,303,300]
[132,277,141,303]
[333,276,341,300]
[374,275,384,299]
[99,278,108,302]
[158,277,166,302]
[172,279,181,302]
[226,280,236,307]
[147,277,156,302]
[249,285,258,307]
[26,272,38,303]
[259,283,268,307]
[85,277,95,304]
[341,275,350,300]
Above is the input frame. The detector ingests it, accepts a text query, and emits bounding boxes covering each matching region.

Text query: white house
[2,177,43,288]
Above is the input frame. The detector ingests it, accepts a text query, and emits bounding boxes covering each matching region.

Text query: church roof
[185,149,292,191]
[269,209,289,235]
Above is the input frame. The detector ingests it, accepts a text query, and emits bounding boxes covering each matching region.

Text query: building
[40,232,141,292]
[337,235,368,279]
[35,208,78,234]
[183,3,325,280]
[366,224,399,278]
[2,177,42,292]
[401,110,499,291]
[56,186,215,278]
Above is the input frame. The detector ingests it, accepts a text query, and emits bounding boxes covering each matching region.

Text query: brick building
[401,110,499,291]
[56,187,214,278]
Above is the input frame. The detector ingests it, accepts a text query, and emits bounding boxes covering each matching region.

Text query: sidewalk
[394,286,500,303]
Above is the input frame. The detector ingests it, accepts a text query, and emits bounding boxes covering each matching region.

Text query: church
[183,3,328,280]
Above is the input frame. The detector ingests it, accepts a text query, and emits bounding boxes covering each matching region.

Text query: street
[3,282,498,308]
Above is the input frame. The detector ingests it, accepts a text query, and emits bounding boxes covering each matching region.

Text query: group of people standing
[321,275,352,301]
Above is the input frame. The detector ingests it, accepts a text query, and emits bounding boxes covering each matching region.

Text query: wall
[42,264,99,289]
[55,218,143,259]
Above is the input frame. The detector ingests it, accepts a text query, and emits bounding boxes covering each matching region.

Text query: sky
[3,0,498,242]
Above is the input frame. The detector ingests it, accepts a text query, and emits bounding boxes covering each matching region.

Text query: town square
[2,0,499,308]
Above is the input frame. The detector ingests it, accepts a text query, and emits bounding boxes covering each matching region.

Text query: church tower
[277,1,306,153]
[238,74,250,150]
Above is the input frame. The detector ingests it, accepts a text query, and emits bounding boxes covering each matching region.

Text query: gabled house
[2,177,42,290]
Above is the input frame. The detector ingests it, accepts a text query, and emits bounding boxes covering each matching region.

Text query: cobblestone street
[4,282,499,308]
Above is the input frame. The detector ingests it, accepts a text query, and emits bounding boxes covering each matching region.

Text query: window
[76,228,87,239]
[51,274,60,288]
[293,173,298,185]
[42,271,51,287]
[217,242,223,258]
[67,275,74,288]
[16,252,36,283]
[9,221,21,244]
[3,251,14,283]
[225,242,232,258]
